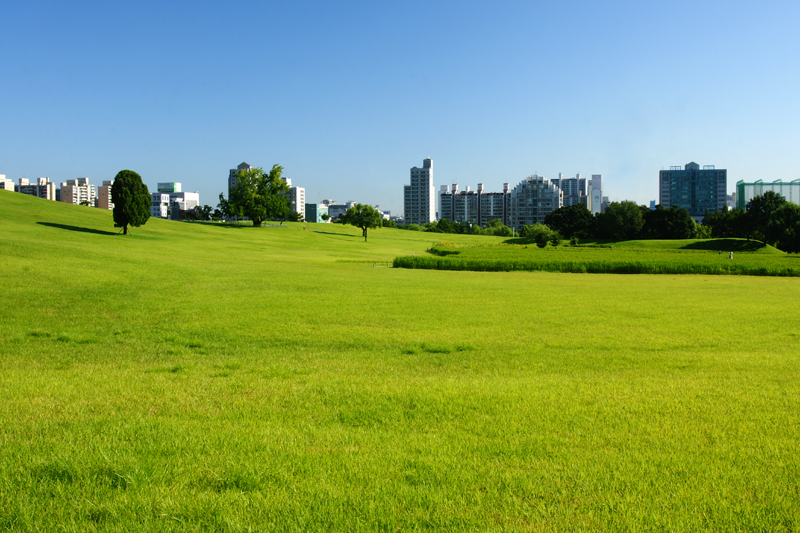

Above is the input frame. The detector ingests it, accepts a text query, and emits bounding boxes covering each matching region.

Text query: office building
[151,193,170,218]
[59,177,96,206]
[0,175,13,191]
[659,162,727,222]
[97,181,114,210]
[404,158,435,225]
[508,175,562,230]
[17,178,56,201]
[328,201,356,221]
[305,203,329,223]
[157,182,181,193]
[736,179,800,210]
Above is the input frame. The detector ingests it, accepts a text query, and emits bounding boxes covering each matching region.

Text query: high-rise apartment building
[590,174,603,214]
[552,173,589,209]
[97,181,114,210]
[659,162,726,222]
[229,162,252,198]
[17,178,56,201]
[439,183,510,226]
[59,177,96,206]
[404,158,435,225]
[508,175,562,230]
[281,177,305,220]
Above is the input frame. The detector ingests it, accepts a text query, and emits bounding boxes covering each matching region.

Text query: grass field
[2,189,800,531]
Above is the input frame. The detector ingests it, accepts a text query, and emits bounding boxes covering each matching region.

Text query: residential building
[0,175,13,191]
[736,179,800,210]
[404,158,435,225]
[228,162,252,197]
[590,174,603,214]
[659,162,727,222]
[508,175,562,230]
[17,178,56,201]
[305,203,329,223]
[59,177,96,206]
[439,183,510,226]
[282,177,305,220]
[552,173,589,208]
[151,193,170,218]
[167,191,199,213]
[97,181,114,210]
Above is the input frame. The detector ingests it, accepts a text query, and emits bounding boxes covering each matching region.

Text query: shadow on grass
[37,222,119,236]
[681,239,767,252]
[311,230,360,238]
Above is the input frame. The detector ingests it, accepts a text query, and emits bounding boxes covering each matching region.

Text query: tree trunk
[123,225,128,235]
[253,220,262,228]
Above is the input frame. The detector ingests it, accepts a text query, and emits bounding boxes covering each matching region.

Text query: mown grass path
[1,191,799,531]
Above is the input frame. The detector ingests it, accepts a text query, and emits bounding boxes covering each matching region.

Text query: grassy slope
[1,190,800,532]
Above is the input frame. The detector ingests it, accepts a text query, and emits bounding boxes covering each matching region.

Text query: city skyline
[2,1,798,215]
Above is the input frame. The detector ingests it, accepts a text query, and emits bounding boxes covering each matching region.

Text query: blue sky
[2,0,798,214]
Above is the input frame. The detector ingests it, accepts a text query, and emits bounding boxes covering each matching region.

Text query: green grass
[395,241,799,276]
[2,189,800,531]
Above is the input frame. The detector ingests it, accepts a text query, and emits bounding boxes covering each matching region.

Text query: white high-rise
[590,174,603,214]
[404,158,435,225]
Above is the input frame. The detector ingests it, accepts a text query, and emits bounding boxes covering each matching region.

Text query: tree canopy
[746,191,787,244]
[544,203,595,239]
[340,203,382,241]
[227,165,289,227]
[110,170,150,235]
[595,201,644,242]
[766,203,800,253]
[642,205,696,239]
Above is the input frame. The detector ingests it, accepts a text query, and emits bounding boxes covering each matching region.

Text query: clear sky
[2,0,798,215]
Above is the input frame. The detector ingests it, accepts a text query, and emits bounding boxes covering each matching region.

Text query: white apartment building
[17,178,56,201]
[508,175,563,230]
[151,193,171,218]
[60,177,96,206]
[0,175,13,191]
[590,174,603,214]
[281,177,306,220]
[404,158,435,225]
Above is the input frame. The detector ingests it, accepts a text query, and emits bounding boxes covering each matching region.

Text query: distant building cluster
[403,158,607,230]
[659,162,727,223]
[150,182,200,220]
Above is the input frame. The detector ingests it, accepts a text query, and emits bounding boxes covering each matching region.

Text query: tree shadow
[37,222,119,236]
[311,230,360,238]
[681,239,766,252]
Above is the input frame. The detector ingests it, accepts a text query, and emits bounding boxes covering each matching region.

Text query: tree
[288,211,304,222]
[340,203,383,241]
[520,223,554,248]
[227,165,289,227]
[544,204,595,239]
[702,206,745,238]
[484,218,512,237]
[595,201,644,242]
[766,203,800,252]
[746,191,787,244]
[382,218,397,228]
[321,213,330,222]
[111,170,150,235]
[642,205,696,239]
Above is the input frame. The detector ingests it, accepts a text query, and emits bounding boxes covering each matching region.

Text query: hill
[2,190,800,531]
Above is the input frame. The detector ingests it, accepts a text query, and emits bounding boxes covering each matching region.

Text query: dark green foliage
[110,170,150,235]
[382,218,397,228]
[747,191,787,244]
[643,205,696,239]
[484,218,512,236]
[519,223,555,247]
[287,211,304,222]
[340,203,382,241]
[227,165,289,227]
[544,204,595,239]
[766,203,800,253]
[702,207,743,238]
[596,201,644,241]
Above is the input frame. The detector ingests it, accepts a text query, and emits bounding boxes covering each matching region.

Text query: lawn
[1,190,799,531]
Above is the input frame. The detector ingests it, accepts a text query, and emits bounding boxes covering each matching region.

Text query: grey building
[552,173,589,208]
[229,162,252,198]
[508,175,562,230]
[439,183,510,226]
[404,158,435,225]
[659,162,727,223]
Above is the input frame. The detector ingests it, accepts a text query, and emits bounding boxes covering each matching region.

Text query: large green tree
[544,203,595,239]
[340,203,382,241]
[746,191,787,244]
[642,205,696,239]
[110,170,150,235]
[595,201,644,242]
[766,203,800,253]
[227,165,289,227]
